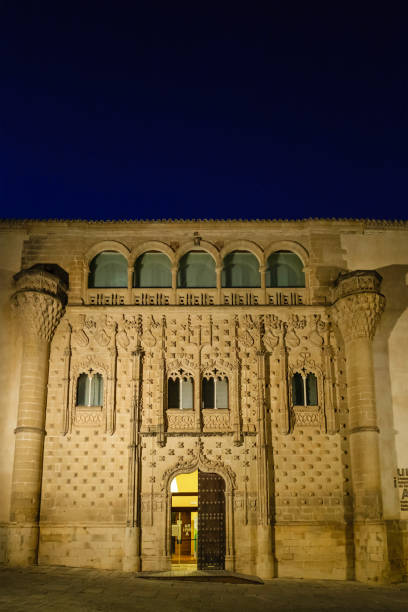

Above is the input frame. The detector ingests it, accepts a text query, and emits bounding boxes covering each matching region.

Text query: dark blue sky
[1,2,407,220]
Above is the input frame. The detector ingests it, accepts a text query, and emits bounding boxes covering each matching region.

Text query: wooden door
[198,471,225,570]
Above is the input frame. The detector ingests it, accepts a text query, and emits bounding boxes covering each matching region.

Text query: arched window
[266,251,305,288]
[177,252,216,288]
[222,251,260,288]
[76,373,104,406]
[292,372,304,405]
[88,251,128,288]
[291,372,318,406]
[202,376,228,409]
[134,252,172,288]
[306,373,318,406]
[168,373,194,409]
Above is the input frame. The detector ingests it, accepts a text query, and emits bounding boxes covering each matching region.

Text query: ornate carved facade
[0,218,407,582]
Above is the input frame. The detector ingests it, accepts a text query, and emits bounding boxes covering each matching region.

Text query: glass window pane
[76,373,89,405]
[202,378,215,408]
[177,252,216,288]
[134,252,172,288]
[181,379,194,409]
[292,373,304,405]
[89,252,128,288]
[306,373,318,405]
[216,378,228,409]
[168,379,180,409]
[90,373,103,406]
[221,251,260,288]
[266,251,305,288]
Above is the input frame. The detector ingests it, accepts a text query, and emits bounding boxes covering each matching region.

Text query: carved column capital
[11,266,68,343]
[332,270,385,342]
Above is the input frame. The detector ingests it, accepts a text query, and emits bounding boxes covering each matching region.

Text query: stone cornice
[1,217,408,229]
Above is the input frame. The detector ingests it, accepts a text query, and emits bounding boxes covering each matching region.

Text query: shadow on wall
[375,265,408,578]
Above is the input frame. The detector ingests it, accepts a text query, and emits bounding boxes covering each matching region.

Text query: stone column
[8,267,67,566]
[333,270,390,583]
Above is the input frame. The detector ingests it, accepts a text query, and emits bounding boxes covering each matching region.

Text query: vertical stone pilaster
[123,346,143,572]
[333,270,391,583]
[8,267,67,566]
[256,348,275,578]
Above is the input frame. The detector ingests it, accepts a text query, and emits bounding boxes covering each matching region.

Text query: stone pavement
[0,565,408,612]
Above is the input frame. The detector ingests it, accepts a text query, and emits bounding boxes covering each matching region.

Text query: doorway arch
[163,457,236,571]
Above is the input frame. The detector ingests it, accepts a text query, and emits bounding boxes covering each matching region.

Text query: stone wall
[0,218,407,582]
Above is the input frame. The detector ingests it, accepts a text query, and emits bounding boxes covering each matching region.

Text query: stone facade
[0,218,408,582]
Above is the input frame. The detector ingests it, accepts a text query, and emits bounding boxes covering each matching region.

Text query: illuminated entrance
[170,470,226,570]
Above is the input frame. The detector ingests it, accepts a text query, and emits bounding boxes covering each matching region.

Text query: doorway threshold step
[139,570,263,584]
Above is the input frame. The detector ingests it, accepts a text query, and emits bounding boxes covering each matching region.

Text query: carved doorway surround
[162,446,236,571]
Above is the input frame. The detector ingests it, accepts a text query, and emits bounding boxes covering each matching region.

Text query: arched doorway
[170,469,226,570]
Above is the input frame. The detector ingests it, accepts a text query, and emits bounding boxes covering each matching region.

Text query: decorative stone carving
[74,407,104,427]
[334,269,382,300]
[12,289,66,343]
[202,409,231,432]
[333,271,385,342]
[292,405,322,427]
[161,438,237,492]
[166,410,195,431]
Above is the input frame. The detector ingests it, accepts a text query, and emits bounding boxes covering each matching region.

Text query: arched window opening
[76,372,104,406]
[221,251,260,288]
[177,251,216,288]
[266,251,305,288]
[291,372,318,406]
[168,374,194,409]
[88,251,128,288]
[306,373,318,406]
[134,251,172,288]
[202,376,229,409]
[292,372,304,406]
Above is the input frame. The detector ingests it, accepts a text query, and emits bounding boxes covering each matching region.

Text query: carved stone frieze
[202,409,231,432]
[74,406,104,427]
[291,405,322,427]
[166,410,195,431]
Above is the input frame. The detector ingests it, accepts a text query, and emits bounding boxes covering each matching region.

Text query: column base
[354,521,392,584]
[256,524,276,579]
[122,526,141,572]
[225,554,235,571]
[7,523,39,566]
